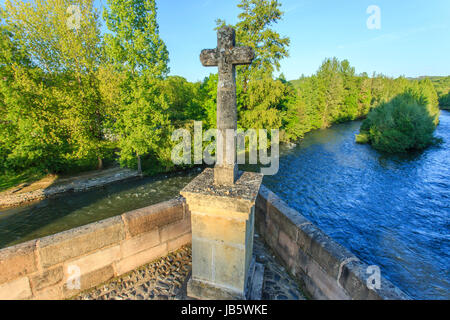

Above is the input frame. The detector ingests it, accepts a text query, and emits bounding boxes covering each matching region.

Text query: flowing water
[1,111,449,299]
[0,170,200,248]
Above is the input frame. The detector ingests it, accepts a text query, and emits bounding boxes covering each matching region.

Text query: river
[1,111,449,299]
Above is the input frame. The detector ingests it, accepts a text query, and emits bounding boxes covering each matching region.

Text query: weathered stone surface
[278,230,297,258]
[160,218,191,243]
[191,213,246,244]
[187,277,244,300]
[0,194,193,300]
[38,216,124,268]
[64,245,120,275]
[32,285,63,300]
[182,167,262,299]
[64,265,115,298]
[254,237,306,300]
[295,248,350,300]
[115,243,168,276]
[123,199,184,237]
[0,276,32,300]
[181,168,263,208]
[199,26,254,185]
[191,238,213,282]
[0,240,37,284]
[121,229,160,258]
[247,261,264,300]
[338,259,410,300]
[167,233,192,253]
[214,243,246,291]
[30,266,64,291]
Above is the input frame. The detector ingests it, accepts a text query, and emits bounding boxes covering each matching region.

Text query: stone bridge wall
[0,185,409,300]
[0,198,191,300]
[255,185,409,300]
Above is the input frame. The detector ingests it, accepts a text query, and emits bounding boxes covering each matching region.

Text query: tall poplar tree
[103,0,172,173]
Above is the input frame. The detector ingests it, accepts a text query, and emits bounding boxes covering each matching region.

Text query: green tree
[103,0,169,77]
[217,0,290,90]
[0,24,67,171]
[103,0,171,173]
[2,0,105,172]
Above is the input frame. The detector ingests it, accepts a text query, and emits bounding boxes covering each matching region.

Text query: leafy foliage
[0,0,444,183]
[357,91,440,153]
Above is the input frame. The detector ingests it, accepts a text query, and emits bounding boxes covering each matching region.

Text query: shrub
[356,91,440,153]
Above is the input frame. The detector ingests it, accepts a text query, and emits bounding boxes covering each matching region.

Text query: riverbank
[0,167,141,209]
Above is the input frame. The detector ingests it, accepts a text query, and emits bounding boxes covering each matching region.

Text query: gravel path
[75,236,306,300]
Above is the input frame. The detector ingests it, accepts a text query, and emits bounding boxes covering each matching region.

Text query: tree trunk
[97,157,103,170]
[137,153,142,176]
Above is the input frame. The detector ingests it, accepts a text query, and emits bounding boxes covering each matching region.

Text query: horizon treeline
[0,0,442,179]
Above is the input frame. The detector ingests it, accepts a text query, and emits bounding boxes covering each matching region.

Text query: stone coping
[0,182,410,300]
[180,168,263,203]
[0,198,191,300]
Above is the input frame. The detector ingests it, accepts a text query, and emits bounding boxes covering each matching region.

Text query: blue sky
[152,0,450,82]
[4,0,450,81]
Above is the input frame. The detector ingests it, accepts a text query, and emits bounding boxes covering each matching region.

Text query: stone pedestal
[180,168,263,300]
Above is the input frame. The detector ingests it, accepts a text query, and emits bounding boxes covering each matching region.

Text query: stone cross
[200,26,255,185]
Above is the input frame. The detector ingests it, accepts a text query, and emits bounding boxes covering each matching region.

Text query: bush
[439,92,450,109]
[356,91,440,153]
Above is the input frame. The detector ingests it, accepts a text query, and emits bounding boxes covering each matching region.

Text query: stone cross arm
[200,47,255,67]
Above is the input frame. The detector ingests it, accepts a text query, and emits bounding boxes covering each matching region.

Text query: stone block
[115,243,168,276]
[296,248,349,300]
[181,169,263,217]
[191,238,213,282]
[214,243,246,291]
[187,277,243,300]
[32,285,63,300]
[120,229,160,258]
[160,218,191,243]
[255,185,269,216]
[38,216,124,268]
[0,240,37,284]
[296,224,316,253]
[302,224,354,280]
[277,230,299,271]
[63,265,115,298]
[278,230,298,258]
[168,233,192,253]
[64,245,120,275]
[265,217,279,249]
[191,213,246,245]
[0,277,32,300]
[30,266,63,291]
[267,198,306,241]
[123,199,184,237]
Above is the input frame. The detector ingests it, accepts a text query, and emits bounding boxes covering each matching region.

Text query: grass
[0,168,48,192]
